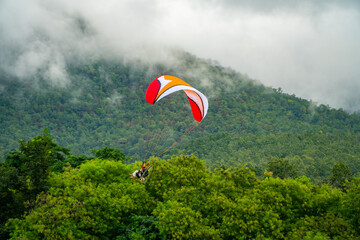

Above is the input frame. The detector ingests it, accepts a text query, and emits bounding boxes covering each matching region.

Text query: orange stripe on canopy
[156,75,192,99]
[145,75,208,122]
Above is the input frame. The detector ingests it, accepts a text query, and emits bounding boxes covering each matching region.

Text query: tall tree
[329,162,353,189]
[267,158,298,179]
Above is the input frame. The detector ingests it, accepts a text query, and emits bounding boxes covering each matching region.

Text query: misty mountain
[1,51,360,179]
[1,0,360,113]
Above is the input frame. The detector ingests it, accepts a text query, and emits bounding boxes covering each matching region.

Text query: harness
[137,165,153,184]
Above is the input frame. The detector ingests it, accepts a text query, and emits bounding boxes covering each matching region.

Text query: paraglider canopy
[145,75,208,122]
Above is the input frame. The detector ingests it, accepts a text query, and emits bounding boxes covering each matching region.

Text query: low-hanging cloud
[0,0,359,112]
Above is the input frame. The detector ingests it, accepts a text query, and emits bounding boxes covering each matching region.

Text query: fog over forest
[1,0,359,112]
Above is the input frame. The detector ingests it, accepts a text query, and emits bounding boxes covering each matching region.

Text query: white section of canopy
[156,84,208,120]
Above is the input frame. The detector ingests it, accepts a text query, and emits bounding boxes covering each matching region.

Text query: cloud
[0,0,359,112]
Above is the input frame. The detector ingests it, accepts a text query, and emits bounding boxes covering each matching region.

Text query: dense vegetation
[1,51,360,238]
[1,131,359,239]
[1,52,360,180]
[171,132,360,184]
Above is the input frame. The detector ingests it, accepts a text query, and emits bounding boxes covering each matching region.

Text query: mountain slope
[1,51,360,179]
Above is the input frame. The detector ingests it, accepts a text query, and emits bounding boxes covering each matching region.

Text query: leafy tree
[5,128,69,198]
[329,162,353,189]
[307,183,343,216]
[288,213,357,240]
[341,178,360,234]
[5,152,360,239]
[92,146,131,162]
[117,214,164,240]
[154,201,220,239]
[52,154,91,172]
[267,158,298,179]
[7,159,157,239]
[1,129,69,238]
[0,164,24,239]
[145,155,208,201]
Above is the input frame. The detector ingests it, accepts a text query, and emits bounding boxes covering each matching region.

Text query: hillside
[170,132,360,183]
[1,51,360,178]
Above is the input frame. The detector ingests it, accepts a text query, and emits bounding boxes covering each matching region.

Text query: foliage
[341,178,360,234]
[0,132,131,239]
[2,52,360,238]
[328,162,353,189]
[0,129,70,238]
[1,133,359,239]
[116,214,163,240]
[288,213,357,240]
[268,158,298,179]
[175,132,360,183]
[5,128,69,190]
[92,146,131,162]
[1,54,360,184]
[0,164,24,239]
[7,159,157,239]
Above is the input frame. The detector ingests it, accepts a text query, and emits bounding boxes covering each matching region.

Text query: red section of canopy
[145,79,160,104]
[187,97,202,122]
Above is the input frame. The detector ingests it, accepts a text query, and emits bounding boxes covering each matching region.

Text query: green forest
[1,51,360,239]
[1,131,359,239]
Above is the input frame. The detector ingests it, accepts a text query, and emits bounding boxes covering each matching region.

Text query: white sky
[1,0,360,112]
